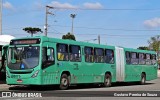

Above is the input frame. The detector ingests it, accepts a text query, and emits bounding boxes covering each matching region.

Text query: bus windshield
[7,46,40,70]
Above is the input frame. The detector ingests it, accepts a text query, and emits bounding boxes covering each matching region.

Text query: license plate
[17,79,23,83]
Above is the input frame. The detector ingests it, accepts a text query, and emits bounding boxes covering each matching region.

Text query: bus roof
[123,47,156,54]
[11,36,115,49]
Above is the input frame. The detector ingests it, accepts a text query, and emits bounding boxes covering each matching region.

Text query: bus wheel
[59,74,69,90]
[103,74,111,87]
[140,73,146,85]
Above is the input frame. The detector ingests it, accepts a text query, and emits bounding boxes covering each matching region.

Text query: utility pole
[70,14,76,34]
[98,35,100,44]
[45,5,54,36]
[0,0,2,35]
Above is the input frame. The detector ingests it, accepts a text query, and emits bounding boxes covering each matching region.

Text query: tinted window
[57,44,68,61]
[139,53,145,65]
[84,47,94,62]
[105,49,114,63]
[151,54,157,65]
[69,45,81,62]
[131,52,138,64]
[42,47,54,68]
[94,48,104,63]
[126,52,130,64]
[146,54,151,65]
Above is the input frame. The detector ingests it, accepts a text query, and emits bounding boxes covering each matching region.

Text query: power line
[5,25,160,32]
[50,24,160,32]
[3,7,160,17]
[4,25,160,32]
[54,7,160,11]
[47,31,158,37]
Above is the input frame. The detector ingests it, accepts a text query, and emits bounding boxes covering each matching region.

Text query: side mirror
[11,59,16,63]
[47,49,51,56]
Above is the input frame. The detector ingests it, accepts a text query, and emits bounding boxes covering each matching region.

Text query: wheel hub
[62,78,68,86]
[105,77,110,85]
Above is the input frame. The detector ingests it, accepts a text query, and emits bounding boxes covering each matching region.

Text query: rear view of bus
[6,38,42,85]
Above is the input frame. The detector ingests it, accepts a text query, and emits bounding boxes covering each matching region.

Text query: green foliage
[148,35,160,52]
[147,35,160,65]
[137,46,149,50]
[62,32,76,41]
[23,27,43,37]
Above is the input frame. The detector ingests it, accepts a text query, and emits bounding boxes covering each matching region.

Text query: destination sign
[10,39,40,45]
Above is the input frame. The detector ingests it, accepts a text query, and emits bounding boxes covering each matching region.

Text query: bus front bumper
[6,77,41,85]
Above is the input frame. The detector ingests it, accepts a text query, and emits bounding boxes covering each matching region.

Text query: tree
[62,32,76,41]
[148,35,160,67]
[148,35,160,52]
[137,46,149,50]
[23,27,43,37]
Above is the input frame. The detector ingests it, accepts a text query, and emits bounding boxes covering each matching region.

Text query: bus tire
[140,73,146,85]
[59,74,69,90]
[103,74,111,87]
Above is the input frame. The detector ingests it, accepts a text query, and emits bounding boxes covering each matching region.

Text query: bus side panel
[142,65,158,81]
[125,65,142,82]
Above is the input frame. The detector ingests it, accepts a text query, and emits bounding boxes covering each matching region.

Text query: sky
[2,0,160,48]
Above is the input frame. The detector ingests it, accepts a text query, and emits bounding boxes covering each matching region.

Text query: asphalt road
[0,78,160,100]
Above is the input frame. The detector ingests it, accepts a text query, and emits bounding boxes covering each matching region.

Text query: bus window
[84,47,94,62]
[105,49,114,64]
[126,52,131,64]
[8,46,40,70]
[139,53,145,65]
[57,44,68,61]
[146,54,151,65]
[151,54,156,65]
[69,45,81,62]
[131,52,138,65]
[94,48,104,63]
[42,47,54,68]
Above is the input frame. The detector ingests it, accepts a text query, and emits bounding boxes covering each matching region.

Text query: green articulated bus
[6,36,158,89]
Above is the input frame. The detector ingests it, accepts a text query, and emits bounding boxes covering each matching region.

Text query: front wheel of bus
[140,73,146,85]
[59,74,69,90]
[103,74,111,87]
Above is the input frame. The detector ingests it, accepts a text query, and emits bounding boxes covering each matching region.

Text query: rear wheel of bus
[59,74,69,90]
[103,73,111,87]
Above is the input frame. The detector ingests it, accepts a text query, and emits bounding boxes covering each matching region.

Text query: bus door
[41,42,57,84]
[115,47,125,82]
[0,45,8,72]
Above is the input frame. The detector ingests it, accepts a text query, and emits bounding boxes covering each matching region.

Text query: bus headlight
[31,70,39,78]
[6,71,10,78]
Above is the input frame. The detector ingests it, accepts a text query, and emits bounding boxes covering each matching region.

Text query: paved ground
[0,70,159,100]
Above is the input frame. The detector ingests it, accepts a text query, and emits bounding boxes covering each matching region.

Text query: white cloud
[34,2,44,10]
[144,17,160,28]
[3,1,14,10]
[83,2,103,9]
[49,1,78,9]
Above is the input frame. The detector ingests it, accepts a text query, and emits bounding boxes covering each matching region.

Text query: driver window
[42,47,54,68]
